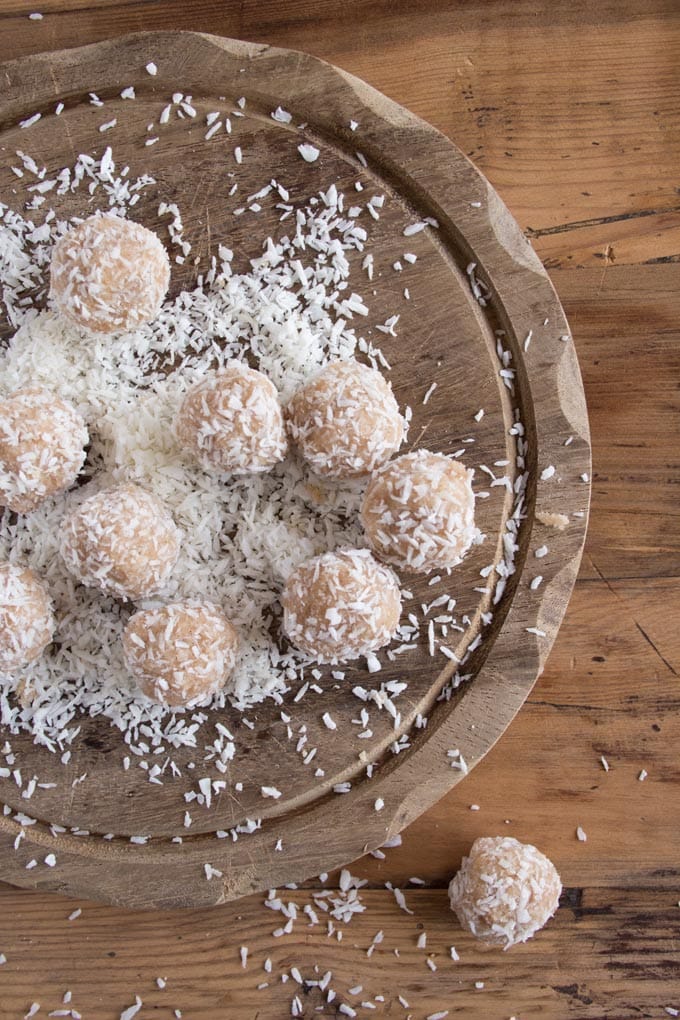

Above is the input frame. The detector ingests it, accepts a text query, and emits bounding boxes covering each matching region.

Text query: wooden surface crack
[525,205,680,239]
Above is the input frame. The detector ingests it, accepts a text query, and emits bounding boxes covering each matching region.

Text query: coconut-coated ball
[281,548,402,664]
[361,449,477,573]
[175,363,288,474]
[448,836,562,949]
[0,562,55,671]
[50,213,170,333]
[286,360,405,479]
[0,387,88,513]
[123,600,239,707]
[60,483,180,601]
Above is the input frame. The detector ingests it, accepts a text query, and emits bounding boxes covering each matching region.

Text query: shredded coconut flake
[298,144,320,163]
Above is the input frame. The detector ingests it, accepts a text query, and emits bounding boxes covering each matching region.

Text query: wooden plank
[0,1,678,266]
[0,885,677,1019]
[556,264,680,580]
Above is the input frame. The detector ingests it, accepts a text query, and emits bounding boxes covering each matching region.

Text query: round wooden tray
[0,31,590,908]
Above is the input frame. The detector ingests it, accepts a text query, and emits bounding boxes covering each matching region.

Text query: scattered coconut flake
[535,545,549,559]
[121,87,136,100]
[271,107,292,124]
[600,756,610,772]
[145,62,158,76]
[403,222,427,237]
[576,826,588,842]
[298,144,320,163]
[530,576,543,590]
[536,511,570,531]
[20,113,42,129]
[386,883,413,915]
[261,787,282,799]
[374,798,384,812]
[638,769,648,781]
[422,382,437,405]
[540,465,555,481]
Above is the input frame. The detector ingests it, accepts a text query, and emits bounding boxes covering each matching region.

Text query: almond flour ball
[123,600,239,706]
[448,836,562,949]
[286,360,406,479]
[0,387,88,513]
[175,363,288,474]
[0,563,55,671]
[361,449,477,573]
[281,548,402,664]
[60,483,180,601]
[50,213,170,333]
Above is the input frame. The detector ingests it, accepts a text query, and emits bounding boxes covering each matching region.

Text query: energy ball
[60,483,180,601]
[448,836,562,949]
[0,562,55,671]
[175,363,288,474]
[361,449,477,573]
[0,386,88,513]
[123,600,239,707]
[50,213,170,333]
[281,548,402,664]
[286,360,406,479]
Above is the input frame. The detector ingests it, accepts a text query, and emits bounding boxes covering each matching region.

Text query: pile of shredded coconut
[0,147,382,754]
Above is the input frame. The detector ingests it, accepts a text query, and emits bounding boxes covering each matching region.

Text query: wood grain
[1,0,679,264]
[0,1,678,1018]
[0,885,678,1020]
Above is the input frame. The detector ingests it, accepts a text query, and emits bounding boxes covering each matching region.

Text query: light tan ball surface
[123,600,239,707]
[0,387,88,514]
[0,562,55,671]
[286,360,405,479]
[281,548,402,664]
[60,483,180,601]
[361,449,477,573]
[175,363,288,474]
[50,213,170,333]
[448,836,562,948]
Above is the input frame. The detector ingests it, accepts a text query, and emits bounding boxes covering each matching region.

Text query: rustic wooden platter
[0,31,590,909]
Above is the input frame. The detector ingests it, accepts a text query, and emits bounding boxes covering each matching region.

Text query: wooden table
[0,3,678,1018]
